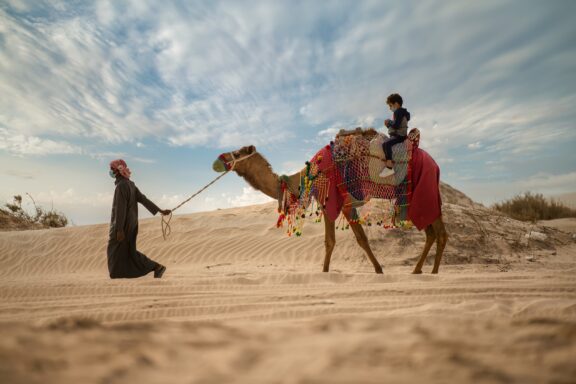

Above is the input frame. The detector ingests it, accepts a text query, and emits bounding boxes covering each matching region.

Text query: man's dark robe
[107,177,161,278]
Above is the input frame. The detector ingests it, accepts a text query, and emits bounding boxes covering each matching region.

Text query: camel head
[213,145,257,173]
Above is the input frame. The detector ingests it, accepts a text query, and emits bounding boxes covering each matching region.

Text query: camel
[213,143,448,274]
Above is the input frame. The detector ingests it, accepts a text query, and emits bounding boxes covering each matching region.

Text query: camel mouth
[212,159,227,173]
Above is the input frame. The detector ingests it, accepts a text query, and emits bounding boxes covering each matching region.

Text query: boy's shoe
[379,167,395,178]
[154,265,166,278]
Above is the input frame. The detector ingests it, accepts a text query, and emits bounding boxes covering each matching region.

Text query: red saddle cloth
[408,147,442,230]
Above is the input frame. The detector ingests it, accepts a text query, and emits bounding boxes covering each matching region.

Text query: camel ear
[248,145,256,154]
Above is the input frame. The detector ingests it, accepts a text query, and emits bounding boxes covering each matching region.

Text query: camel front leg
[413,226,436,274]
[323,213,336,272]
[349,221,383,274]
[431,217,448,274]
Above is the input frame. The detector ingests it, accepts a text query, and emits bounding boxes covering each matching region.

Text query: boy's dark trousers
[383,135,407,164]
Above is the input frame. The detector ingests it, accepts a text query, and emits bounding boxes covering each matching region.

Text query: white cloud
[280,161,305,175]
[456,171,576,206]
[317,126,340,138]
[3,169,37,179]
[4,0,29,12]
[95,0,116,25]
[516,172,576,193]
[0,141,158,165]
[0,129,83,156]
[157,186,273,214]
[436,157,455,164]
[31,188,113,208]
[227,187,274,207]
[157,193,190,211]
[2,1,575,156]
[0,6,182,146]
[128,156,156,164]
[467,142,482,150]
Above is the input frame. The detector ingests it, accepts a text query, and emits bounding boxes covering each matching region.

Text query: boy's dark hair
[386,93,403,106]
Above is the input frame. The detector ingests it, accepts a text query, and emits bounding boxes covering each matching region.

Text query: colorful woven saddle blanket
[312,130,414,198]
[305,129,419,222]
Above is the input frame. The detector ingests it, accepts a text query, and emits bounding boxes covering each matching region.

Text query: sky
[1,0,575,226]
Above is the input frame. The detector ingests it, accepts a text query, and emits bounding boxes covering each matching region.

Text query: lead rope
[160,151,259,240]
[161,155,239,240]
[161,170,231,240]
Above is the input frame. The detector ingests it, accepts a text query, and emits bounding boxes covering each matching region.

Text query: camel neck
[234,153,302,200]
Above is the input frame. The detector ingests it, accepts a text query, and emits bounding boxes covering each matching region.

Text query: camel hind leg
[431,217,448,274]
[412,226,436,274]
[349,221,383,274]
[322,213,336,272]
[412,217,448,274]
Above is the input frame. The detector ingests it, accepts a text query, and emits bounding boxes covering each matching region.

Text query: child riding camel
[379,93,410,178]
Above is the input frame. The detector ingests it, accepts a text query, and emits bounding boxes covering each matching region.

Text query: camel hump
[336,127,379,140]
[335,127,420,146]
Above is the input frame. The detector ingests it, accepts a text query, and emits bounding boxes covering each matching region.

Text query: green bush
[492,192,576,222]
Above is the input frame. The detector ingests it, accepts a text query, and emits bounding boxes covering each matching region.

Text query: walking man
[107,159,170,279]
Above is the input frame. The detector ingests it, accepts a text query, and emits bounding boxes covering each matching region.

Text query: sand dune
[0,199,575,383]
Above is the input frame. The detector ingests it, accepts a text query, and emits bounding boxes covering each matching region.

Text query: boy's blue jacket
[387,107,410,137]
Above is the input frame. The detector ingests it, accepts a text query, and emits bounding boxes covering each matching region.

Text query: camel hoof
[431,271,439,274]
[412,270,422,274]
[375,269,383,274]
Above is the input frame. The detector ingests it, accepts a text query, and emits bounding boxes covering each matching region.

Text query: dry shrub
[1,194,68,230]
[39,210,68,228]
[492,192,576,222]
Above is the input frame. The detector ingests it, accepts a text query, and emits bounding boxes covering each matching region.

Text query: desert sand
[0,192,575,384]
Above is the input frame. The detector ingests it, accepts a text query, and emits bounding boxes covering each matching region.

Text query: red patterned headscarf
[109,159,131,179]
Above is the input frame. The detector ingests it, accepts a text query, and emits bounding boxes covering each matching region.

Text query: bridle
[217,150,257,171]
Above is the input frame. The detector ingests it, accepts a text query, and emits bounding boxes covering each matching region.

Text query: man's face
[388,102,400,112]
